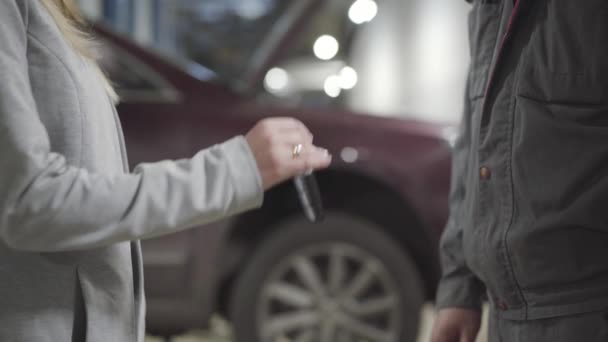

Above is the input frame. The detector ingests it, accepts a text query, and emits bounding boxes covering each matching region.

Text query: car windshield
[96,0,471,123]
[170,0,292,80]
[99,0,293,81]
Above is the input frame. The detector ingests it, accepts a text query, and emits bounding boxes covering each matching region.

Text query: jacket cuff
[221,136,264,211]
[435,274,485,311]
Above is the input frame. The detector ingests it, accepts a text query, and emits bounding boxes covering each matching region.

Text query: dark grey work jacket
[437,0,608,320]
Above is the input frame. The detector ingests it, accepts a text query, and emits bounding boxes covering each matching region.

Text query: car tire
[229,212,425,342]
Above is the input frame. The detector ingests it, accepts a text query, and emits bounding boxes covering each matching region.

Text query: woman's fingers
[269,142,330,175]
[289,145,331,173]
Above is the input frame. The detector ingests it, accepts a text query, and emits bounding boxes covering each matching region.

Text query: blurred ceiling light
[324,75,342,98]
[264,67,289,93]
[348,0,378,24]
[234,0,269,20]
[313,35,339,60]
[340,147,359,163]
[339,66,358,89]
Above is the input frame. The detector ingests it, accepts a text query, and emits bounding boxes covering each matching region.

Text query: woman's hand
[246,118,332,190]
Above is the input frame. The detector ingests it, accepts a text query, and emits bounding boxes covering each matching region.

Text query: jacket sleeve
[0,0,263,252]
[435,75,485,310]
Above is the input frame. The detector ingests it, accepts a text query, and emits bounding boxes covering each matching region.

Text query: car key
[294,172,324,223]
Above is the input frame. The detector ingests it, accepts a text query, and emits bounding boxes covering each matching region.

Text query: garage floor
[145,304,490,342]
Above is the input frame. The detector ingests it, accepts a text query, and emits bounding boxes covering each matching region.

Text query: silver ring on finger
[292,143,303,159]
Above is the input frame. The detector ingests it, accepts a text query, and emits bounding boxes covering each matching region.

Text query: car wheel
[229,213,425,342]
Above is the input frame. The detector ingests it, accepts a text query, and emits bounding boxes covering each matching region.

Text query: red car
[96,0,459,341]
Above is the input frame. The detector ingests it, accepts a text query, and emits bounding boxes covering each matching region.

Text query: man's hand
[246,118,332,190]
[431,308,482,342]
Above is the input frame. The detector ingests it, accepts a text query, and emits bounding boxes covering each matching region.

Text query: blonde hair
[40,0,118,102]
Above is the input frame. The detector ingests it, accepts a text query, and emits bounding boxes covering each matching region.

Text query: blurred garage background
[80,0,470,123]
[75,0,486,341]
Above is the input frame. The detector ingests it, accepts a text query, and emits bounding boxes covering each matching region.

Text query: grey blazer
[0,1,263,341]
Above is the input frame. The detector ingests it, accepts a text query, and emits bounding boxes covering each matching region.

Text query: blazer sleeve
[434,73,485,310]
[0,0,264,252]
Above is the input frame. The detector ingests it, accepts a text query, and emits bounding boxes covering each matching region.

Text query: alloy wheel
[256,242,403,342]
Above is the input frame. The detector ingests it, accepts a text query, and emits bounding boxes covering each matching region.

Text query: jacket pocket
[509,64,608,294]
[517,63,608,126]
[468,0,501,99]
